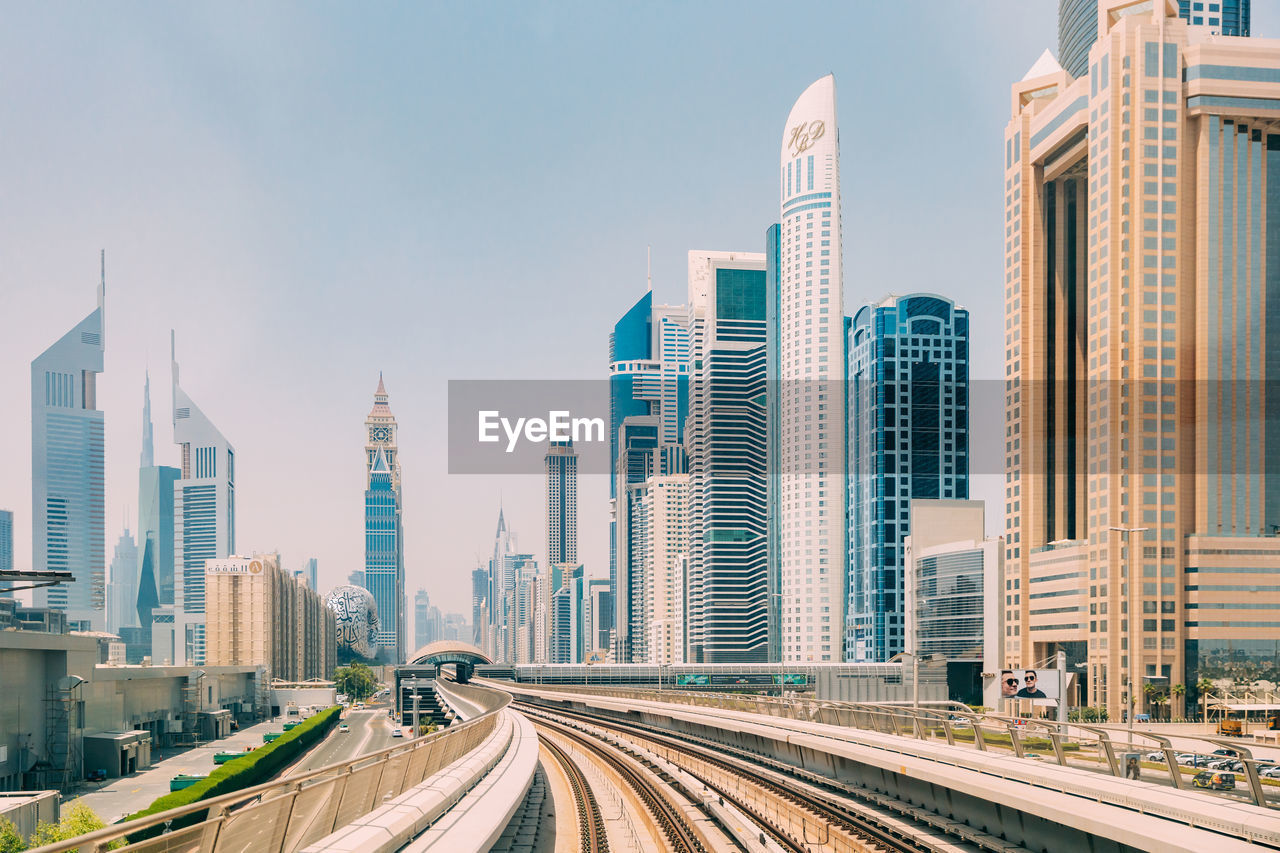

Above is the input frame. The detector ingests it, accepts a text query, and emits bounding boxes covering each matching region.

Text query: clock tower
[363,372,405,664]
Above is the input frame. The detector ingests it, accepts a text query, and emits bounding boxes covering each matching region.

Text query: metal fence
[504,682,1279,810]
[29,692,509,853]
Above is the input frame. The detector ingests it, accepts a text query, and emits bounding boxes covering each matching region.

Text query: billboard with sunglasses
[996,668,1063,708]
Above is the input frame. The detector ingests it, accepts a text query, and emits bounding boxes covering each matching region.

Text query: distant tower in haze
[364,374,405,664]
[172,332,236,664]
[136,373,179,637]
[107,527,138,634]
[31,265,105,630]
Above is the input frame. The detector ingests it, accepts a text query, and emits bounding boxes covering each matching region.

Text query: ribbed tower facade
[172,332,235,664]
[32,274,105,630]
[775,75,846,662]
[546,440,578,567]
[364,374,405,664]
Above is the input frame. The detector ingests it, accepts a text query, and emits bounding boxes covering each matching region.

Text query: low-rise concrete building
[0,631,260,791]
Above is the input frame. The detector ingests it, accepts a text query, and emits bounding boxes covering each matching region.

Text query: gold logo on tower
[250,560,263,574]
[787,120,825,157]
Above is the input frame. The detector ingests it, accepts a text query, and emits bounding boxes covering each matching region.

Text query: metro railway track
[538,724,609,853]
[518,700,976,853]
[533,713,707,853]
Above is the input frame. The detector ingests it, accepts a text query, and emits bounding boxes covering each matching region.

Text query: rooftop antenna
[647,245,652,292]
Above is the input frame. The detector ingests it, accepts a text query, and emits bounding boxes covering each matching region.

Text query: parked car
[1260,766,1280,780]
[1145,751,1165,762]
[86,769,107,783]
[1133,713,1151,723]
[1175,753,1199,766]
[1192,771,1236,790]
[1211,748,1238,757]
[338,723,350,734]
[391,728,403,738]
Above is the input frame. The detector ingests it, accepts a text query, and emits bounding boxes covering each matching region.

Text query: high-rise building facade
[471,566,487,648]
[204,554,336,681]
[136,373,179,638]
[1005,0,1280,719]
[302,558,318,592]
[363,375,405,663]
[643,475,688,664]
[413,588,430,651]
[31,278,105,630]
[107,527,138,635]
[0,510,12,576]
[1060,0,1251,80]
[775,75,846,662]
[847,294,970,661]
[686,251,770,663]
[172,333,235,664]
[546,440,578,567]
[609,293,689,618]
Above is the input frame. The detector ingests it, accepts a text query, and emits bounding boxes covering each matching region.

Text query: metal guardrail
[501,682,1278,810]
[28,692,511,853]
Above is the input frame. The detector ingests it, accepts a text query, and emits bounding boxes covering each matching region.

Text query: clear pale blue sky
[3,3,1272,616]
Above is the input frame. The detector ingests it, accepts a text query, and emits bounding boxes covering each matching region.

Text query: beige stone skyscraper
[1005,0,1280,719]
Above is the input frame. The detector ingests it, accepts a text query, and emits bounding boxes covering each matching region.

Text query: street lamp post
[1110,526,1149,743]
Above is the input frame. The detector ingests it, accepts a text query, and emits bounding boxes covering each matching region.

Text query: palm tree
[1197,677,1215,724]
[1170,683,1186,720]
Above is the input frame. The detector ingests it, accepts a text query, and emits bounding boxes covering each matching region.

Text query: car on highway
[1261,766,1280,780]
[338,723,350,734]
[1192,770,1236,790]
[391,728,403,738]
[1024,752,1045,761]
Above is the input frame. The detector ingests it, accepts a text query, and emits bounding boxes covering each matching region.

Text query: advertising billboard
[996,668,1063,708]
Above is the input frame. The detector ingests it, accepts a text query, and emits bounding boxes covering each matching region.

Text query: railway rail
[538,724,609,853]
[518,700,1004,853]
[533,713,709,853]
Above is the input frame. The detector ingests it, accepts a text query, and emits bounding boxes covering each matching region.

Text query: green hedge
[120,705,341,839]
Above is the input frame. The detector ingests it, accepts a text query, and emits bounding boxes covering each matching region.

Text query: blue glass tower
[31,271,105,629]
[364,375,405,663]
[847,294,970,662]
[608,290,689,641]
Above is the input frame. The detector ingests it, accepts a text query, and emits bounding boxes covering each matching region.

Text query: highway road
[288,702,400,776]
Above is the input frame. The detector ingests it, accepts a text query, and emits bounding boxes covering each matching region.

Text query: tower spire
[141,371,155,468]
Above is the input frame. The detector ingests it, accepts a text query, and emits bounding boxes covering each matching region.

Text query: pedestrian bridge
[404,641,491,682]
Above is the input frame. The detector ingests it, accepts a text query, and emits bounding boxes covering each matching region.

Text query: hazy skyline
[5,3,1272,616]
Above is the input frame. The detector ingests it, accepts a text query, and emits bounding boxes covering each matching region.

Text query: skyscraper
[1059,0,1251,80]
[686,250,770,663]
[775,75,846,662]
[414,588,430,651]
[847,294,970,661]
[546,440,578,567]
[471,566,487,648]
[172,332,235,664]
[32,269,105,630]
[136,373,179,636]
[107,527,138,635]
[0,510,12,576]
[609,293,689,616]
[303,558,318,592]
[1005,0,1280,719]
[363,374,405,663]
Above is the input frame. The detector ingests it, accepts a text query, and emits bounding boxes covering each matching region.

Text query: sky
[4,3,1274,617]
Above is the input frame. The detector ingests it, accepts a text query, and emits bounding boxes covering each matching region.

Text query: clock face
[370,426,391,442]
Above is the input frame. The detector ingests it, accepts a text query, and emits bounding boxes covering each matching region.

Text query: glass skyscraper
[1059,0,1250,80]
[171,332,235,664]
[364,375,405,664]
[31,278,105,629]
[686,251,770,663]
[137,372,179,638]
[847,294,970,662]
[0,509,12,576]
